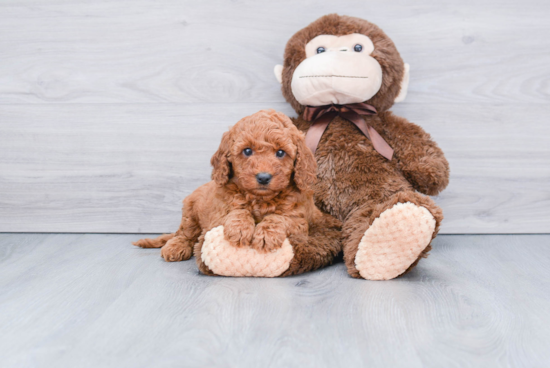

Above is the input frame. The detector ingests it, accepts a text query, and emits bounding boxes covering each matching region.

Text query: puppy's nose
[256,172,272,185]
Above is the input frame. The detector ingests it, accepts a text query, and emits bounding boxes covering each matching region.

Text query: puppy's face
[230,124,297,196]
[211,110,317,197]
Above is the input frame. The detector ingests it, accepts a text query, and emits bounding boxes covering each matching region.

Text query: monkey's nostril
[256,172,272,185]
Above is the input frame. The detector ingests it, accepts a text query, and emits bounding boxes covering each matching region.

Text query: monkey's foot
[201,226,294,277]
[354,202,435,280]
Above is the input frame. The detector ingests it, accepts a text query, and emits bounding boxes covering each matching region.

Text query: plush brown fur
[134,109,341,277]
[280,14,450,278]
[282,14,405,114]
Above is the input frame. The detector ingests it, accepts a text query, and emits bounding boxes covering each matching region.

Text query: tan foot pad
[354,202,436,280]
[201,226,294,277]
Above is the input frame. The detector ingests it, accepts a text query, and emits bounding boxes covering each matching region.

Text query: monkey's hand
[382,113,450,196]
[400,154,450,196]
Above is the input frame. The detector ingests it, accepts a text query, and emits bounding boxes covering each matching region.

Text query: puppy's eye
[354,44,362,52]
[316,47,326,54]
[243,148,253,157]
[276,150,286,158]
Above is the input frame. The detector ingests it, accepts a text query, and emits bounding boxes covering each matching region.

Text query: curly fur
[279,14,450,278]
[134,109,341,277]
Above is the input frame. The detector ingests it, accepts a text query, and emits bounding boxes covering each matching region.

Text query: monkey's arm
[290,116,310,133]
[381,112,450,196]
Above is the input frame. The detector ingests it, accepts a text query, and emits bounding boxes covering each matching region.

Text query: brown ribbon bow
[303,102,394,160]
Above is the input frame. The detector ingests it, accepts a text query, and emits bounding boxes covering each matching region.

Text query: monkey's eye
[276,150,286,158]
[354,44,363,52]
[316,47,326,54]
[243,148,253,157]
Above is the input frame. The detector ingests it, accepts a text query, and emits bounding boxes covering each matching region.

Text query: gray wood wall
[0,0,549,233]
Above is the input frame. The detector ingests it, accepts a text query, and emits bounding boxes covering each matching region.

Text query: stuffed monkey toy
[274,14,450,280]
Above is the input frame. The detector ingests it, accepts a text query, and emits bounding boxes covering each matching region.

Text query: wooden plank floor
[1,234,549,367]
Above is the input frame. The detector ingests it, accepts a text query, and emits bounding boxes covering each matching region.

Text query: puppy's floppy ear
[211,130,232,186]
[293,130,317,193]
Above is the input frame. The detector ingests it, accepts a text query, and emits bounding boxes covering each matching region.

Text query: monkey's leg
[194,232,216,276]
[343,191,443,280]
[195,212,341,277]
[196,226,294,277]
[280,212,342,277]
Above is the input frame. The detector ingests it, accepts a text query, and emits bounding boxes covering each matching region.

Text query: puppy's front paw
[223,216,255,247]
[252,223,286,253]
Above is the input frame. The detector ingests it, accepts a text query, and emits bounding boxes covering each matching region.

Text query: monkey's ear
[293,132,317,193]
[394,63,410,103]
[210,131,232,186]
[274,65,283,84]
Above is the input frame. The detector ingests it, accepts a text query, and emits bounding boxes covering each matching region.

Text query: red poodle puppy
[134,109,341,277]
